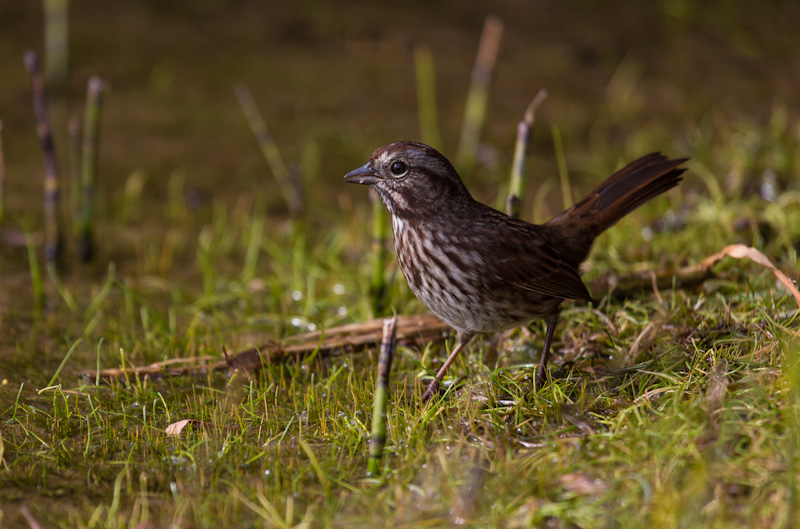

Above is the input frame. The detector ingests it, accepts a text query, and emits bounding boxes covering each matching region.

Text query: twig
[506,89,547,218]
[456,15,503,176]
[368,316,397,476]
[25,50,63,265]
[78,313,449,383]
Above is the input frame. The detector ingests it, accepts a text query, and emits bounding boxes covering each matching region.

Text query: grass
[2,22,800,529]
[1,152,798,527]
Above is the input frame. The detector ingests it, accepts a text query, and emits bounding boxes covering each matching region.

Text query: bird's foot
[534,368,548,389]
[421,378,441,402]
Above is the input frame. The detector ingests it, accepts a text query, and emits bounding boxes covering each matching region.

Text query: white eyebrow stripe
[377,150,392,165]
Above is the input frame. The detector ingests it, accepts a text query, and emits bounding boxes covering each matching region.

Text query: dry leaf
[698,244,800,310]
[20,506,44,529]
[165,419,210,436]
[559,473,607,495]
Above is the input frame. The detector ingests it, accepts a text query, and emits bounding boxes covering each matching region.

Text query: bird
[344,141,687,401]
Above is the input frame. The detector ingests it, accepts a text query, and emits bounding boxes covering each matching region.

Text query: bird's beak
[344,162,381,185]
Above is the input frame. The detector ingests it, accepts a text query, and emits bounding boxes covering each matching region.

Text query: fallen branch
[80,245,797,384]
[79,313,449,383]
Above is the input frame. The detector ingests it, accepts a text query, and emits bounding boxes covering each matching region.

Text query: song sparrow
[345,141,687,401]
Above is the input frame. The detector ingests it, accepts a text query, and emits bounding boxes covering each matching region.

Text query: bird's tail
[545,153,687,266]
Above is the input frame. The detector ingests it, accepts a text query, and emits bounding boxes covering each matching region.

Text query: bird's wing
[479,216,593,302]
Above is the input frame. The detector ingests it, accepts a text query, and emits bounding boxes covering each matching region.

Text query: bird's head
[344,141,473,219]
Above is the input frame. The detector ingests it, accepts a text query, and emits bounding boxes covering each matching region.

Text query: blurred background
[3,4,800,526]
[2,0,799,223]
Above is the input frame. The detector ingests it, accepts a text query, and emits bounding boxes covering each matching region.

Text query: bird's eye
[390,160,408,176]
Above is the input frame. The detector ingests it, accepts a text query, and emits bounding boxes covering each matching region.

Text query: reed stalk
[77,76,104,262]
[506,89,547,218]
[25,51,62,265]
[68,116,81,235]
[369,189,389,317]
[456,15,503,176]
[368,316,397,476]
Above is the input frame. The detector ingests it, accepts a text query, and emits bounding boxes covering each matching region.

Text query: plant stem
[456,15,503,177]
[235,84,303,217]
[552,123,572,210]
[506,89,547,218]
[68,116,81,238]
[368,316,397,476]
[369,189,388,317]
[77,76,104,262]
[25,50,63,266]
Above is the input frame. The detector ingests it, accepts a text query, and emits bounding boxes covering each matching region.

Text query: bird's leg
[535,313,559,389]
[421,332,472,402]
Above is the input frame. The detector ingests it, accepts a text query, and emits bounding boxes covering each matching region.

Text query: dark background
[1,0,798,222]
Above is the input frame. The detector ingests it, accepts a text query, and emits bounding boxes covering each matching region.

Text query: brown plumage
[345,141,687,400]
